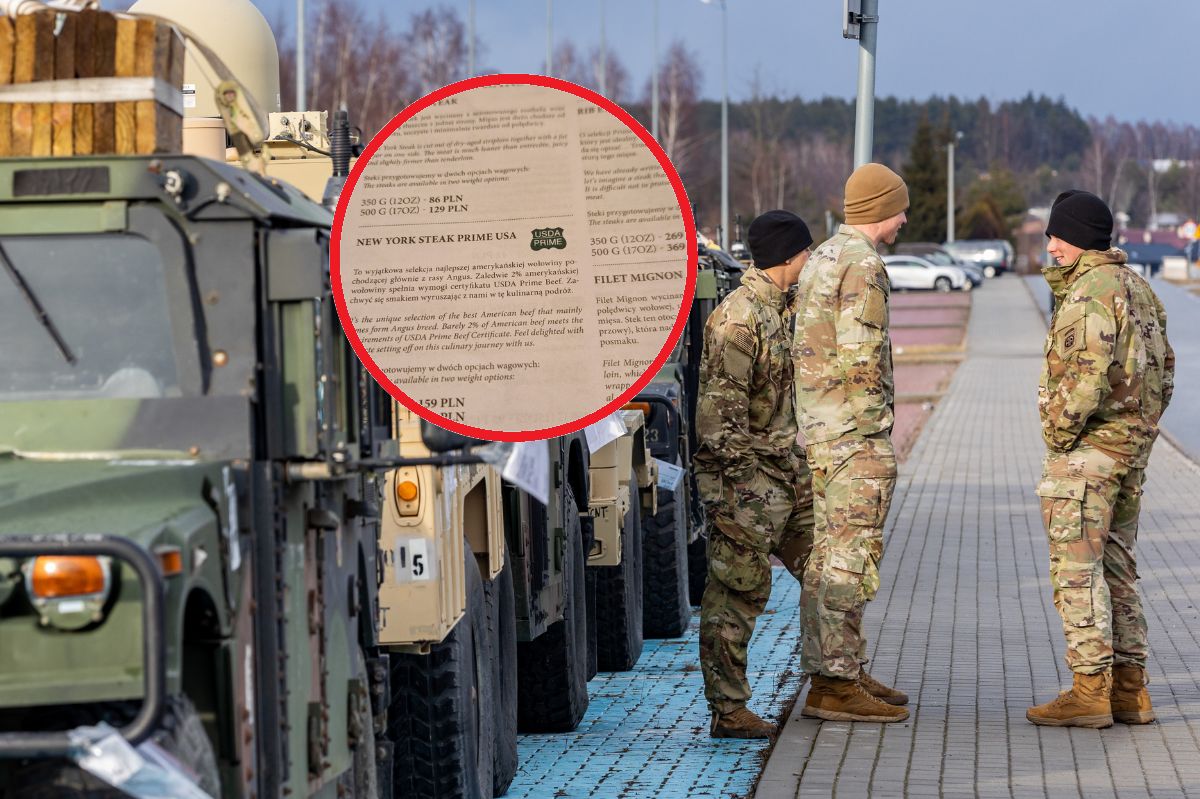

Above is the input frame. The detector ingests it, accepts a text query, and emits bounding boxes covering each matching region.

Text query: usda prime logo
[531,227,567,251]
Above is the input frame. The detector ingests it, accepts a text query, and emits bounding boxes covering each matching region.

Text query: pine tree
[900,116,948,242]
[960,168,1026,239]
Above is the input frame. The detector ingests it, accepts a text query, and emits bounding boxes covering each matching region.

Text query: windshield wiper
[0,239,76,365]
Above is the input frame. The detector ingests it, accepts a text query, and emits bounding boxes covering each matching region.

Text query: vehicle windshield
[0,234,182,401]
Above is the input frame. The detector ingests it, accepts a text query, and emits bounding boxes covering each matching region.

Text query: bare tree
[790,133,853,229]
[648,40,702,172]
[274,0,414,138]
[741,71,790,214]
[553,42,630,103]
[399,7,469,98]
[552,41,587,84]
[1077,116,1136,209]
[587,47,630,103]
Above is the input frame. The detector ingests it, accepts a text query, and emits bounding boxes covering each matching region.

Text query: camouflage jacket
[791,225,894,444]
[1040,248,1175,467]
[694,267,804,483]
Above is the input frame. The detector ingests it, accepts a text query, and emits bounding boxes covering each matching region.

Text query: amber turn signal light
[29,556,107,598]
[156,547,184,577]
[396,480,419,503]
[622,401,652,417]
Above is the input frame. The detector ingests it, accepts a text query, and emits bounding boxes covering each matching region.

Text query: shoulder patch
[1054,305,1086,356]
[856,283,888,329]
[730,325,757,356]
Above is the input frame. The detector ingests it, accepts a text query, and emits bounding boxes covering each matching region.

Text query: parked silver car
[894,244,985,287]
[942,239,1013,278]
[882,254,969,292]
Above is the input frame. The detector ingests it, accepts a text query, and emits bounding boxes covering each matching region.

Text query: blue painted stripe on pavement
[509,568,804,799]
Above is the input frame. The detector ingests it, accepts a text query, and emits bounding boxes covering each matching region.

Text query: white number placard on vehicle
[395,538,436,583]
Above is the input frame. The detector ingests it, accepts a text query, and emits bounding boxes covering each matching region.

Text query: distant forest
[268,0,1200,244]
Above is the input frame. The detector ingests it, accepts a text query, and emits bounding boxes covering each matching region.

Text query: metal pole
[852,0,878,167]
[600,0,606,95]
[546,0,553,75]
[651,0,659,138]
[295,0,305,110]
[719,0,728,249]
[468,0,475,77]
[946,139,955,242]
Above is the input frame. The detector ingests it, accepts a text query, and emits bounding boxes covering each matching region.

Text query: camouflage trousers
[799,432,897,679]
[698,466,815,714]
[1037,444,1148,674]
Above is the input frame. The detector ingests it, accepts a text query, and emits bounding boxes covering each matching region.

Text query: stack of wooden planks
[0,9,184,157]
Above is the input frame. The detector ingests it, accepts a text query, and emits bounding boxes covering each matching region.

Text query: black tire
[687,533,708,607]
[486,540,518,796]
[152,694,221,797]
[516,486,589,732]
[342,649,380,799]
[594,470,644,671]
[580,514,599,681]
[5,695,220,799]
[390,540,494,799]
[984,264,997,278]
[934,276,952,292]
[641,483,691,638]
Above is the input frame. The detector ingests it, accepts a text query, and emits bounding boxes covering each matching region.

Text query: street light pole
[947,131,962,242]
[720,0,728,249]
[700,0,729,248]
[852,0,879,167]
[295,0,305,110]
[599,0,606,95]
[468,0,475,77]
[546,0,553,75]
[652,0,662,138]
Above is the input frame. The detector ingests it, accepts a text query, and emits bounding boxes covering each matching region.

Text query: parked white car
[882,254,969,292]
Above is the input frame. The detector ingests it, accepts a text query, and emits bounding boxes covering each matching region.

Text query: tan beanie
[844,163,909,224]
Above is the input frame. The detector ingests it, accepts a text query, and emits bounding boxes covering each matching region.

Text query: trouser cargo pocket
[822,548,866,612]
[1054,564,1095,627]
[1036,477,1086,544]
[849,476,890,527]
[708,532,770,594]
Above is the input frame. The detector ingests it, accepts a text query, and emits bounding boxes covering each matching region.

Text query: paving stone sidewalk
[758,275,1200,798]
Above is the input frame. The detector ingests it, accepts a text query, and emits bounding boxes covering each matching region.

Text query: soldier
[695,210,817,738]
[1027,190,1174,728]
[792,164,910,723]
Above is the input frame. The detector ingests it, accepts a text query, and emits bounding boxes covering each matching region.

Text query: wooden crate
[0,9,184,157]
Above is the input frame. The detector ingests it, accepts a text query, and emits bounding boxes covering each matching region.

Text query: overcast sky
[248,0,1200,126]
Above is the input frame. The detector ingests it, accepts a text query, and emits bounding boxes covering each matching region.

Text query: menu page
[338,83,690,433]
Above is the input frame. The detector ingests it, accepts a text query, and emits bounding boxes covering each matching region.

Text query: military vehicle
[0,2,660,797]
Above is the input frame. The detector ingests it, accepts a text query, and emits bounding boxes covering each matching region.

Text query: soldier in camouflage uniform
[792,164,910,723]
[695,210,816,738]
[1027,190,1174,728]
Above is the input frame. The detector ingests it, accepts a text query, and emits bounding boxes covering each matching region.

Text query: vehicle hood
[0,456,222,537]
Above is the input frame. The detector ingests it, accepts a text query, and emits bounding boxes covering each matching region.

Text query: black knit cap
[1046,190,1113,252]
[747,210,813,268]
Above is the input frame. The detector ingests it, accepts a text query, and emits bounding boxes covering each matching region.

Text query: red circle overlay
[331,74,697,442]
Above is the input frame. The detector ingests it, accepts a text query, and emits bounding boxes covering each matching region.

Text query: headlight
[21,555,113,631]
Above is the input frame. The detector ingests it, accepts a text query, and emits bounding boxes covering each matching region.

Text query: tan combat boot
[1026,671,1113,728]
[801,675,910,723]
[859,671,909,705]
[710,707,775,739]
[1111,665,1155,724]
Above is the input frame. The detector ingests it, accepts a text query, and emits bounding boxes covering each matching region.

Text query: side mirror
[420,420,490,453]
